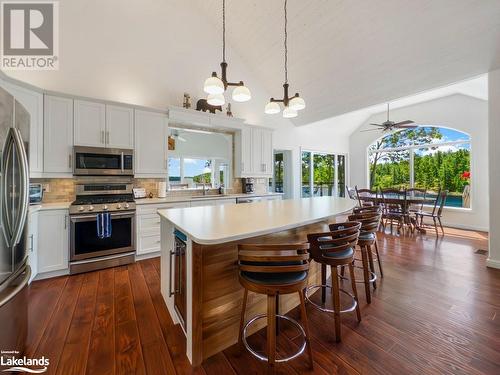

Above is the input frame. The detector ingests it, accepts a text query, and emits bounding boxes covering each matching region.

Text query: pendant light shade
[283,106,297,118]
[265,102,281,114]
[207,93,226,106]
[289,96,306,110]
[204,75,225,94]
[232,85,251,102]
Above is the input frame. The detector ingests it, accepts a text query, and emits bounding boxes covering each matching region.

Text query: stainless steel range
[69,178,136,274]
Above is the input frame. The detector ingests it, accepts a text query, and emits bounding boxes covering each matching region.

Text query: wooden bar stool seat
[237,243,314,373]
[306,222,362,342]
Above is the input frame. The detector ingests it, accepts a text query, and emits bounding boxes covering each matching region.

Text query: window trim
[366,131,472,210]
[168,155,231,190]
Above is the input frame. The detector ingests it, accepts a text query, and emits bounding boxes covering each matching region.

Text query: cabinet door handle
[101,130,105,144]
[169,250,175,297]
[29,234,34,252]
[64,215,67,229]
[241,162,244,172]
[68,154,72,168]
[106,131,110,144]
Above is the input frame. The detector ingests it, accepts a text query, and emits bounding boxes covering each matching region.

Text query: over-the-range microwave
[73,146,134,176]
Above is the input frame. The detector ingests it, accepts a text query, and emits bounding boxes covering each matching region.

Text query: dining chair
[355,186,378,207]
[380,188,411,234]
[406,188,427,213]
[414,189,448,235]
[346,186,357,201]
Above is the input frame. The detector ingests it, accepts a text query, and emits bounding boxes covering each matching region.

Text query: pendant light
[264,0,305,117]
[204,0,251,106]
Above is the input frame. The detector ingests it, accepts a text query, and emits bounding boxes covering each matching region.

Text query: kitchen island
[158,196,357,366]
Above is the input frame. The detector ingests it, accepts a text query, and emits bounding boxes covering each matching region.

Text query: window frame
[366,130,472,210]
[300,148,348,198]
[168,156,231,190]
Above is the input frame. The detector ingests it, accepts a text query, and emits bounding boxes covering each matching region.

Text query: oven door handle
[71,212,135,220]
[169,249,175,297]
[121,152,124,173]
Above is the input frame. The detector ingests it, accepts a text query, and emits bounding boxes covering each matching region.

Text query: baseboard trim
[442,222,489,232]
[135,252,160,261]
[486,258,500,269]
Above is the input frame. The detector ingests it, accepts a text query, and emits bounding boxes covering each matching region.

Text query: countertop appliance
[73,146,134,176]
[0,86,31,362]
[242,178,255,194]
[236,196,262,204]
[29,183,43,204]
[69,178,136,274]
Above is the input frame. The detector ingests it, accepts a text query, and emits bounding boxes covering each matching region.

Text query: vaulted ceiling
[192,0,500,125]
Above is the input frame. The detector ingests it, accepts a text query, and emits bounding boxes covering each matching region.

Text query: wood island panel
[191,219,339,365]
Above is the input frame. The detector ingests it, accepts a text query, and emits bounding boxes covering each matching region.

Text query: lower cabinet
[37,209,69,275]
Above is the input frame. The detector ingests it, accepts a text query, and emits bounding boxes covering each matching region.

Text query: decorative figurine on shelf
[196,98,222,114]
[226,103,233,117]
[183,93,191,109]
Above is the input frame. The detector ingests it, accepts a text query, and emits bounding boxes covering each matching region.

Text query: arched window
[368,127,471,208]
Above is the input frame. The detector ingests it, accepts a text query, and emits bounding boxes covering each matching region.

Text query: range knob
[116,204,122,209]
[103,205,109,211]
[88,205,94,211]
[124,203,130,209]
[78,206,84,212]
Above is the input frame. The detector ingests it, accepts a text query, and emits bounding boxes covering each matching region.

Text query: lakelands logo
[1,351,49,373]
[1,1,59,70]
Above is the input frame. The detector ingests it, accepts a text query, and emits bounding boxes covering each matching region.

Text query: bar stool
[237,243,313,373]
[306,222,361,342]
[346,209,383,304]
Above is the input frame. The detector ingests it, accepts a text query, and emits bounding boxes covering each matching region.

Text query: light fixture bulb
[289,96,306,111]
[203,75,225,95]
[207,93,225,106]
[264,101,281,114]
[232,85,251,102]
[283,106,297,118]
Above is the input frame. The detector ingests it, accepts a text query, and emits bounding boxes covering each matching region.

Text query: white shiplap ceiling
[192,0,500,125]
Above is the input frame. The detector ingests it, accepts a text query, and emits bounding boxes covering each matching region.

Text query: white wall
[487,70,500,269]
[349,94,489,231]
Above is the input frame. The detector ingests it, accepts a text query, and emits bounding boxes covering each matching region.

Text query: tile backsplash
[32,177,267,203]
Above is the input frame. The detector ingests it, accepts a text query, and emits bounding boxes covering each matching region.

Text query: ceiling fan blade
[369,123,383,127]
[396,124,418,129]
[394,120,415,126]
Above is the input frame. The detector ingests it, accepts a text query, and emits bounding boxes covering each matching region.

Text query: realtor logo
[1,1,59,69]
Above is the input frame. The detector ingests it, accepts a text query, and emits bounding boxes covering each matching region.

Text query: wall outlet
[42,183,50,193]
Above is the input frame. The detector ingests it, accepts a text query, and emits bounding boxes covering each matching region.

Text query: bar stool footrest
[339,267,377,284]
[305,284,358,313]
[242,314,307,363]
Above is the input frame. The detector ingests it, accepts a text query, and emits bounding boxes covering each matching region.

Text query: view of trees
[368,128,471,202]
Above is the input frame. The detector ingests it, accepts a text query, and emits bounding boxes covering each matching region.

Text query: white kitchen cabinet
[74,99,106,147]
[134,110,168,177]
[190,200,216,207]
[235,126,273,177]
[136,202,189,256]
[37,209,69,274]
[106,104,134,149]
[261,195,282,201]
[1,80,44,175]
[27,210,39,282]
[215,198,237,205]
[43,95,74,175]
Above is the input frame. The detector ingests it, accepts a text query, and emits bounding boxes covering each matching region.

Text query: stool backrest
[355,186,377,206]
[238,243,310,274]
[307,222,361,261]
[353,205,382,215]
[348,211,382,234]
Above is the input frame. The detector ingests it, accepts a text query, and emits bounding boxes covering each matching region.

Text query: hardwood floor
[27,227,500,374]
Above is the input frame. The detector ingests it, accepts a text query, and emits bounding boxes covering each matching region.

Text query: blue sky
[168,158,210,177]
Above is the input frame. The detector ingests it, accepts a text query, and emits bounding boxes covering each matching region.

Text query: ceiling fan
[170,129,187,142]
[361,103,417,132]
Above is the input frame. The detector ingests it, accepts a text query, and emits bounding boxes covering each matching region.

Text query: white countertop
[29,202,71,212]
[135,192,282,205]
[158,196,357,245]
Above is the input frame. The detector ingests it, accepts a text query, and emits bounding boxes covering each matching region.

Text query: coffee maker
[242,178,255,194]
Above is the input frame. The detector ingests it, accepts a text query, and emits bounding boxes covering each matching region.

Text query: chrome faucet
[203,183,208,196]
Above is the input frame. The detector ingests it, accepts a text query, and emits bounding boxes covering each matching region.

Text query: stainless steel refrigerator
[0,86,31,358]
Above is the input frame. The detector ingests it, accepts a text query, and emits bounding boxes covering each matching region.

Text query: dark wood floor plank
[127,262,177,375]
[114,266,147,375]
[55,272,99,375]
[26,276,68,357]
[202,353,236,375]
[34,274,84,375]
[140,259,207,375]
[86,269,116,375]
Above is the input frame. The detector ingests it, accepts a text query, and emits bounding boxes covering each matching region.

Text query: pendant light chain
[222,0,226,62]
[284,0,288,84]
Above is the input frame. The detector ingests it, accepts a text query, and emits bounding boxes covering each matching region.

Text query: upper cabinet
[74,99,106,147]
[135,109,168,177]
[235,126,273,177]
[74,100,134,149]
[106,105,134,149]
[1,79,44,176]
[43,95,74,175]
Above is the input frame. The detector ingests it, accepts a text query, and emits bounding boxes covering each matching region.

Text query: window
[368,127,471,208]
[301,151,347,198]
[169,157,229,190]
